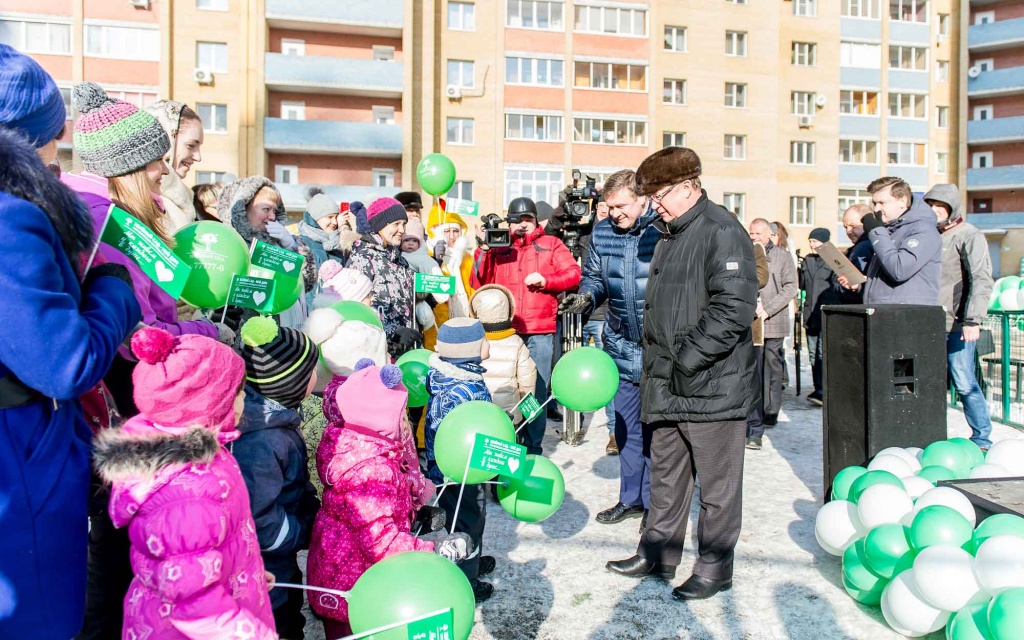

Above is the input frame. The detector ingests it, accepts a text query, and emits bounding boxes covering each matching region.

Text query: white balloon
[913,546,988,611]
[974,535,1024,595]
[969,463,1012,479]
[902,476,935,500]
[881,570,951,637]
[814,500,865,556]
[868,454,915,478]
[905,447,924,461]
[912,487,978,527]
[857,484,914,530]
[985,439,1024,475]
[877,447,920,468]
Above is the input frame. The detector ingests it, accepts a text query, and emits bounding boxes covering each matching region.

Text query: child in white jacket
[469,285,538,421]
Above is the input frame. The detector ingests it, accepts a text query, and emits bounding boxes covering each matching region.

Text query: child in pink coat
[93,327,277,640]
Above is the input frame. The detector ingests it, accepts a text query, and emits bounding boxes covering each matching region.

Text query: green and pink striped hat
[72,82,169,178]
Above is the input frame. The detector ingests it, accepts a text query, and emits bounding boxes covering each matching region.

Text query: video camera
[563,169,599,221]
[480,213,511,248]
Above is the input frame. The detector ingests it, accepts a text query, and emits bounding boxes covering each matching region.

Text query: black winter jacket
[641,193,759,423]
[800,254,840,335]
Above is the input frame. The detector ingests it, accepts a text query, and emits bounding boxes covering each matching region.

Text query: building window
[504,166,564,207]
[197,0,229,9]
[449,2,476,31]
[724,134,747,160]
[726,0,748,4]
[505,113,563,141]
[976,58,994,72]
[888,142,926,165]
[663,131,686,147]
[840,90,879,115]
[195,171,228,184]
[573,61,646,91]
[574,4,648,36]
[973,105,993,121]
[506,0,564,30]
[936,60,949,83]
[936,106,948,128]
[938,13,950,35]
[85,24,159,61]
[840,41,881,68]
[279,101,304,120]
[973,198,993,214]
[974,11,994,25]
[106,90,159,108]
[790,197,814,225]
[281,38,304,56]
[793,0,817,17]
[889,45,927,71]
[725,31,747,56]
[839,188,871,213]
[447,117,475,144]
[372,169,395,188]
[791,91,816,116]
[196,103,227,133]
[791,141,816,165]
[448,181,474,200]
[724,82,747,108]
[275,165,298,185]
[842,0,879,18]
[723,193,746,220]
[372,46,395,62]
[936,152,948,174]
[372,106,395,125]
[0,18,72,55]
[664,25,686,52]
[972,152,993,169]
[839,139,879,163]
[889,93,927,118]
[507,56,565,87]
[890,0,927,23]
[59,87,73,120]
[196,41,228,73]
[663,79,686,105]
[792,42,817,67]
[573,117,647,145]
[447,59,475,88]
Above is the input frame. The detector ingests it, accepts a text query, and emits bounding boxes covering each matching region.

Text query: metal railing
[969,311,1024,428]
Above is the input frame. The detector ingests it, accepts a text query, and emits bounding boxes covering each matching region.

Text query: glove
[414,505,447,533]
[558,292,593,315]
[433,240,447,265]
[85,263,134,292]
[214,322,236,346]
[394,327,423,353]
[861,213,885,235]
[415,301,436,331]
[266,221,296,250]
[431,532,472,563]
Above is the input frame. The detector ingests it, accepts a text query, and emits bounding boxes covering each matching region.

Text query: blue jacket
[578,210,660,383]
[0,129,140,639]
[863,196,942,306]
[234,387,320,607]
[424,355,492,484]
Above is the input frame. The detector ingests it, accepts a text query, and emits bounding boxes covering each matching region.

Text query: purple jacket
[94,417,276,640]
[61,172,217,340]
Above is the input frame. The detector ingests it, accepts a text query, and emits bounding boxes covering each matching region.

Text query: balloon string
[271,583,349,598]
[515,396,556,435]
[413,481,453,537]
[331,608,454,640]
[449,450,474,535]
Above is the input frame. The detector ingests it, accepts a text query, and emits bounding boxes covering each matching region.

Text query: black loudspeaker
[822,304,947,497]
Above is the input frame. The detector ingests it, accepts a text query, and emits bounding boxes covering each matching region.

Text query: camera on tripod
[564,169,599,221]
[480,213,510,248]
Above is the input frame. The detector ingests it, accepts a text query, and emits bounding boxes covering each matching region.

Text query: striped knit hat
[72,82,169,177]
[239,316,319,409]
[436,317,486,364]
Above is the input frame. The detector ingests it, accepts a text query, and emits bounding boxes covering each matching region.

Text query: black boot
[671,574,732,600]
[596,502,645,524]
[471,579,494,602]
[606,555,676,579]
[479,555,496,576]
[639,510,649,534]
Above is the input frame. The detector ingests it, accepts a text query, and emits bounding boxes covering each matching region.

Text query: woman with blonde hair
[192,181,224,221]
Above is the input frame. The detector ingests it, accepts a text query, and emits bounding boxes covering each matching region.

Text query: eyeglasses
[651,183,680,204]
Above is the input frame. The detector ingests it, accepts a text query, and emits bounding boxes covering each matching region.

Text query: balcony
[841,67,882,88]
[969,67,1024,98]
[887,118,929,139]
[888,69,930,92]
[969,213,1024,233]
[968,116,1024,145]
[839,115,881,137]
[967,165,1024,191]
[277,184,399,212]
[888,21,930,44]
[263,118,403,157]
[265,0,403,36]
[265,53,402,97]
[970,18,1024,53]
[840,18,881,41]
[839,164,883,188]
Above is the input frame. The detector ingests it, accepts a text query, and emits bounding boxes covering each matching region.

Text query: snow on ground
[303,359,1022,640]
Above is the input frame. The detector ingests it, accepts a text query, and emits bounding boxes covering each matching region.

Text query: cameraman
[472,197,581,455]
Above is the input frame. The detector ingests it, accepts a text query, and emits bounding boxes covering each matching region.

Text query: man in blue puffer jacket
[560,170,660,531]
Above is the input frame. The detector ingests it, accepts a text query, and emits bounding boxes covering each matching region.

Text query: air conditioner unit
[968,65,982,78]
[798,115,814,128]
[129,0,150,7]
[193,68,214,85]
[815,94,827,108]
[446,85,462,100]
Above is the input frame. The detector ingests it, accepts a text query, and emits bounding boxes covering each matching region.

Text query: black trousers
[438,483,486,581]
[77,484,132,640]
[746,346,765,439]
[807,333,823,394]
[762,338,785,419]
[272,566,307,640]
[637,419,746,580]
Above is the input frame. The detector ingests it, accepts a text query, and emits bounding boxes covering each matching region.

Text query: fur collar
[428,353,485,380]
[93,426,220,484]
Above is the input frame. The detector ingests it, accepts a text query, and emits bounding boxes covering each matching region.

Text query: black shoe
[547,406,563,422]
[807,392,823,407]
[745,437,762,450]
[471,578,494,602]
[763,414,778,427]
[606,555,676,580]
[479,555,496,576]
[671,574,732,601]
[596,502,645,524]
[639,510,649,534]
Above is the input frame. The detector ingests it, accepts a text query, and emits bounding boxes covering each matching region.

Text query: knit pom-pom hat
[0,44,66,148]
[130,327,246,434]
[239,316,319,409]
[366,197,408,234]
[336,359,408,440]
[72,82,170,178]
[303,309,388,377]
[318,266,372,305]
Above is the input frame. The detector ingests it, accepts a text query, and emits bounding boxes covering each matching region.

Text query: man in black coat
[799,228,840,406]
[605,147,758,601]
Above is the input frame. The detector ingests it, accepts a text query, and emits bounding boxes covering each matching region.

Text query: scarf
[485,328,516,341]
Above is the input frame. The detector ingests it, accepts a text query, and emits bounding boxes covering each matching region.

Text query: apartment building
[963,0,1024,276]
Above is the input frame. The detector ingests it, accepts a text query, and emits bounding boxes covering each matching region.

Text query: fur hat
[336,359,408,441]
[635,147,702,197]
[239,317,319,409]
[436,317,486,364]
[303,309,388,377]
[470,284,516,330]
[217,176,286,242]
[395,191,423,210]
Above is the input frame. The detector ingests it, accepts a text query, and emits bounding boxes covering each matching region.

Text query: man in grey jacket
[925,183,994,449]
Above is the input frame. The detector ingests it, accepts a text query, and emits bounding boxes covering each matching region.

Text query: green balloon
[918,465,958,484]
[416,153,457,197]
[348,551,476,640]
[832,466,869,501]
[172,221,250,308]
[330,300,384,329]
[948,437,986,470]
[996,276,1022,294]
[264,274,302,315]
[849,470,904,504]
[947,602,994,640]
[843,538,885,592]
[988,587,1024,640]
[909,505,974,550]
[973,514,1024,553]
[842,572,886,606]
[550,346,619,412]
[434,401,515,484]
[921,441,972,478]
[396,349,432,408]
[496,455,565,523]
[863,523,912,580]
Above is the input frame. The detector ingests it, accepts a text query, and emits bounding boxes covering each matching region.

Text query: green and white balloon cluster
[988,276,1024,312]
[814,438,1024,639]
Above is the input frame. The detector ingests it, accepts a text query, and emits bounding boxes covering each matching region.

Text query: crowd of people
[0,42,998,640]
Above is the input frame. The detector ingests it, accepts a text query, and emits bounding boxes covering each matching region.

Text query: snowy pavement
[304,364,1022,640]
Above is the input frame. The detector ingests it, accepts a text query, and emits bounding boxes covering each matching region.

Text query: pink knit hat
[336,359,407,440]
[130,327,246,434]
[318,262,373,303]
[366,197,408,234]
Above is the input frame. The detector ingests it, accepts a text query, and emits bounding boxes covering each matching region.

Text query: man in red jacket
[473,197,582,454]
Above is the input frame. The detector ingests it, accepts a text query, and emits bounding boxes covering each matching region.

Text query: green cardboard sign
[446,198,479,217]
[469,433,526,479]
[98,205,191,299]
[406,608,454,640]
[516,393,543,423]
[414,273,457,295]
[226,275,276,313]
[250,240,305,277]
